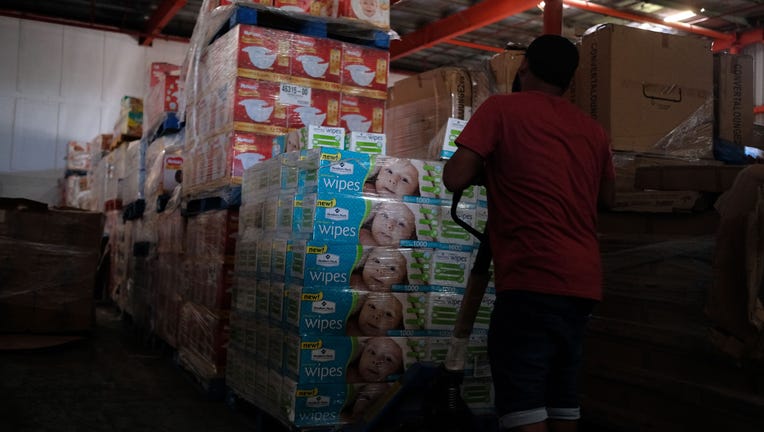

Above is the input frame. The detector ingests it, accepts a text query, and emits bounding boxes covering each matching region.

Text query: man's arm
[598,176,615,210]
[443,146,484,192]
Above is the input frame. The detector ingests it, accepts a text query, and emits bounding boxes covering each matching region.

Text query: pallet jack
[343,190,494,432]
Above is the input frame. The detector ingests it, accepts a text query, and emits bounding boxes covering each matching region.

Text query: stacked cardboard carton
[0,199,104,333]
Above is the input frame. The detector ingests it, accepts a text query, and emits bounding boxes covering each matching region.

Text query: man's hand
[443,146,485,192]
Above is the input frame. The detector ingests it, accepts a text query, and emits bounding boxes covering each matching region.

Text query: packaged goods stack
[144,63,183,143]
[87,134,113,213]
[151,137,186,347]
[227,147,495,428]
[564,24,761,429]
[112,96,144,150]
[62,141,93,209]
[0,199,104,335]
[177,0,392,396]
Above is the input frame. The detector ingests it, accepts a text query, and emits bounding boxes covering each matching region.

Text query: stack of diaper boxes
[184,22,388,195]
[228,147,494,427]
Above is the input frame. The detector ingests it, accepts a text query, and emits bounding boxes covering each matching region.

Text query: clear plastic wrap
[185,208,239,310]
[177,301,230,380]
[184,130,275,194]
[154,252,185,348]
[122,139,147,205]
[144,133,184,214]
[113,96,144,139]
[144,62,181,137]
[0,199,104,333]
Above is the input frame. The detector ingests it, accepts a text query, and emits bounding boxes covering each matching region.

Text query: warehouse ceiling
[1,0,763,73]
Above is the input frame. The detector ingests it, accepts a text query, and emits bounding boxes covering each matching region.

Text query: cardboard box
[634,164,745,192]
[714,53,753,149]
[597,211,719,236]
[578,24,713,157]
[0,199,104,333]
[386,67,472,159]
[612,190,713,213]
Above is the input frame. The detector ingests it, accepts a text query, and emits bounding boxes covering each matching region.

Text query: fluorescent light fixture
[664,10,696,22]
[537,1,570,10]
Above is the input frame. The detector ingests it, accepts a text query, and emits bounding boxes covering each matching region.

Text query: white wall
[0,17,189,205]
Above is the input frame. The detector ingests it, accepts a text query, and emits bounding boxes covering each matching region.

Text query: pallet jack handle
[444,189,492,372]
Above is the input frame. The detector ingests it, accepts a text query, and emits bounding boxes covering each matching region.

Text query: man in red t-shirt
[444,35,615,432]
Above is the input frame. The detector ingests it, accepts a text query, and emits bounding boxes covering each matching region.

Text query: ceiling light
[537,1,570,10]
[664,10,696,22]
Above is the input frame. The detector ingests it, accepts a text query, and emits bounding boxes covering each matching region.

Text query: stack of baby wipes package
[227,146,494,427]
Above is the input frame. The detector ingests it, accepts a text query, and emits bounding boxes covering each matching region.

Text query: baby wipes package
[299,125,346,150]
[282,334,423,383]
[438,117,468,160]
[281,379,354,427]
[296,192,479,249]
[420,286,495,331]
[345,132,386,155]
[283,284,487,336]
[429,248,473,288]
[290,242,431,288]
[299,147,372,195]
[367,156,477,204]
[284,287,415,336]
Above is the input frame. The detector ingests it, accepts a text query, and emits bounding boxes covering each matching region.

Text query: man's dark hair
[525,34,579,90]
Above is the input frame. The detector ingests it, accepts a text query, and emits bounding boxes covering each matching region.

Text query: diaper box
[283,334,425,383]
[340,43,389,98]
[339,94,385,133]
[285,87,341,129]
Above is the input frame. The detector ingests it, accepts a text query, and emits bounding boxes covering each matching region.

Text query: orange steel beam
[563,0,734,42]
[141,0,188,46]
[389,0,540,60]
[712,28,764,52]
[544,0,563,35]
[444,39,505,53]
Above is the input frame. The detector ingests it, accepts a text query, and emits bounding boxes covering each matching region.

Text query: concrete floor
[0,305,619,432]
[0,305,260,432]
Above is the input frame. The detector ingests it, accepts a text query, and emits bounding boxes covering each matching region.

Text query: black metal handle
[450,189,486,243]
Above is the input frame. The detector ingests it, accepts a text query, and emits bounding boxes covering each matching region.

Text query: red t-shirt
[456,91,615,300]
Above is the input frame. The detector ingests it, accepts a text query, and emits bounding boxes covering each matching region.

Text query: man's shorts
[487,290,596,429]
